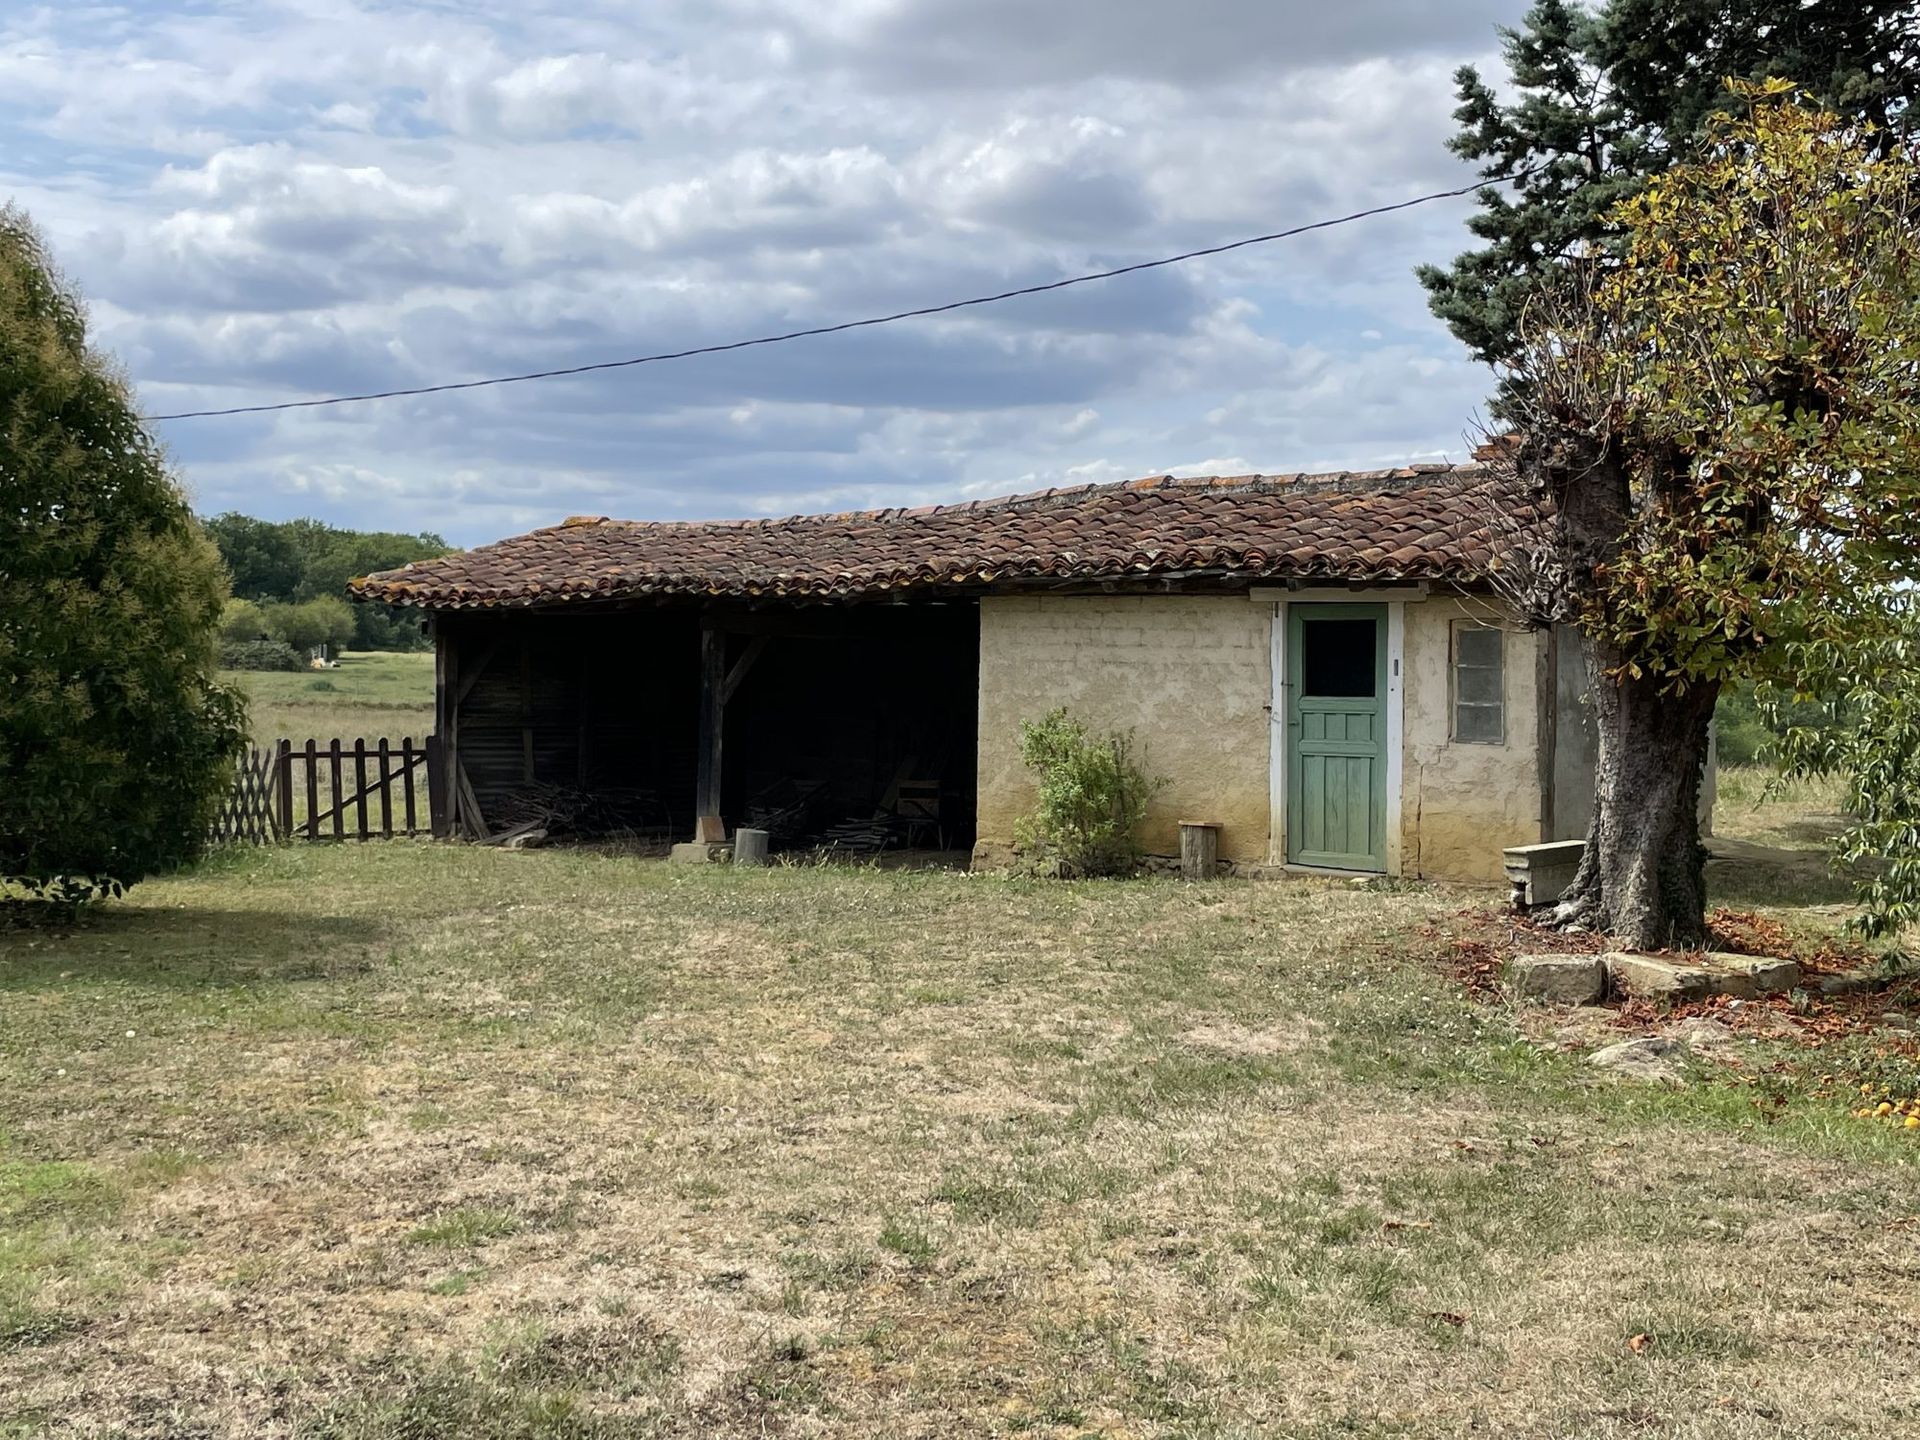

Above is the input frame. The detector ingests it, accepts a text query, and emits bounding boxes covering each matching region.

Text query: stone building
[352,461,1602,884]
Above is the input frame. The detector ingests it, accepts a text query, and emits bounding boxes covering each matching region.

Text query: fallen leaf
[1627,1333,1653,1354]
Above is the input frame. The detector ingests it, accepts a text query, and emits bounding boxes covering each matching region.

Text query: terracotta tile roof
[350,463,1531,609]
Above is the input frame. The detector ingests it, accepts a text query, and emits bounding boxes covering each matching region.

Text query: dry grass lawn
[3,823,1918,1437]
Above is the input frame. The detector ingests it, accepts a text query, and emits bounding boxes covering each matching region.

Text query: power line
[144,165,1542,422]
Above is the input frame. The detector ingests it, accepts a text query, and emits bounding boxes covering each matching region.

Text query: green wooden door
[1286,603,1387,871]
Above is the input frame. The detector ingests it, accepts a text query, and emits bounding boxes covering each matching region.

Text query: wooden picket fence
[209,736,438,845]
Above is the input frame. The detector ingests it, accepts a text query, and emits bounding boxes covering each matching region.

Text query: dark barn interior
[438,601,979,852]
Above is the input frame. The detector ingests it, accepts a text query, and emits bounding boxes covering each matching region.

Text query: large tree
[203,512,448,651]
[1490,91,1920,946]
[0,207,246,905]
[1420,0,1919,380]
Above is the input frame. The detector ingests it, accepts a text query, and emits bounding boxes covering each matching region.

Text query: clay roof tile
[350,462,1533,609]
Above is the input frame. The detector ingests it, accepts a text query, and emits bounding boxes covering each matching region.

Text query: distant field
[223,649,435,746]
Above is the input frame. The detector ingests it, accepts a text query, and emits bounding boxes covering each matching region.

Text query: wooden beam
[721,634,769,706]
[454,641,499,706]
[456,758,490,842]
[430,626,457,839]
[694,622,726,833]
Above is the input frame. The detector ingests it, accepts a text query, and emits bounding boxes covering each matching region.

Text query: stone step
[1505,950,1803,1005]
[1604,951,1801,1002]
[1506,954,1607,1005]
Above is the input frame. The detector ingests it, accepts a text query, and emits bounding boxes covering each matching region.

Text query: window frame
[1450,622,1506,746]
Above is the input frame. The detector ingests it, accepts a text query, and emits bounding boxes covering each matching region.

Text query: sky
[1,0,1531,546]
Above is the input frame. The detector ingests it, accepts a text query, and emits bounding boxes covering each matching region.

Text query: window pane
[1456,703,1503,744]
[1456,626,1502,669]
[1453,625,1505,744]
[1300,618,1376,698]
[1456,666,1502,705]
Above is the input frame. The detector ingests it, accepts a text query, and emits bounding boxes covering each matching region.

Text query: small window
[1300,617,1377,698]
[1452,624,1505,744]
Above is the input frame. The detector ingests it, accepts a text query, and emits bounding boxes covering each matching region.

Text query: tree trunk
[1553,633,1719,949]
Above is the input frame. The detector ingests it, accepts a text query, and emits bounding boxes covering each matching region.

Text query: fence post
[353,738,371,840]
[304,738,320,841]
[426,734,448,839]
[376,738,394,838]
[329,739,345,840]
[402,738,419,835]
[275,739,293,841]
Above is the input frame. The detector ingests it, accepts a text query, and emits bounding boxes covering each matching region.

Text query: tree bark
[1553,632,1719,949]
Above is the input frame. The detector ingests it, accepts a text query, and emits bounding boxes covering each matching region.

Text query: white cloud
[0,0,1528,543]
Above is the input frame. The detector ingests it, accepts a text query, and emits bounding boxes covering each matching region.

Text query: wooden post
[424,734,445,839]
[275,738,293,840]
[402,738,419,835]
[431,622,457,839]
[376,738,393,838]
[694,621,726,839]
[353,739,371,839]
[329,739,345,840]
[304,738,320,841]
[1179,821,1221,881]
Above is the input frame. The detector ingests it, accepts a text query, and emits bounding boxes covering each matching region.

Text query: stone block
[1503,840,1586,908]
[669,841,732,865]
[1589,1037,1685,1083]
[1604,953,1712,1002]
[1698,952,1800,998]
[1507,954,1607,1005]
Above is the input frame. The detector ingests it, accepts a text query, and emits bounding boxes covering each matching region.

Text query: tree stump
[733,827,771,867]
[1178,821,1221,881]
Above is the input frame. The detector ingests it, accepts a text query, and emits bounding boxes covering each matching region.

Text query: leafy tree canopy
[0,206,246,904]
[202,513,449,651]
[1421,0,1919,378]
[1495,88,1920,945]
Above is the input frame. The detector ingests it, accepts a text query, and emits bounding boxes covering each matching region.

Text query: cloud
[747,0,1515,87]
[0,0,1526,546]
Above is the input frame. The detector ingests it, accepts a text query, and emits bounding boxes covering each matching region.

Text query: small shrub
[1013,708,1161,877]
[219,639,305,672]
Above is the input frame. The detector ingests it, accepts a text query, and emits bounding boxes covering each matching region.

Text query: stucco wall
[1399,598,1548,883]
[974,596,1271,864]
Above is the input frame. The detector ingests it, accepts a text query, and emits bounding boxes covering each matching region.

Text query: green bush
[260,596,355,656]
[1013,708,1161,877]
[0,205,247,906]
[219,596,270,644]
[219,639,306,672]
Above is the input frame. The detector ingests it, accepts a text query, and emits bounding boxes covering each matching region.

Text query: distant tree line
[204,514,450,665]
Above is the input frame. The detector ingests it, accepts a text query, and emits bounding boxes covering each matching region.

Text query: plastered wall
[1398,597,1549,883]
[972,591,1558,883]
[973,596,1272,864]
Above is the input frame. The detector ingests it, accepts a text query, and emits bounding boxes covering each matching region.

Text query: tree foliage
[0,207,247,904]
[1765,611,1920,942]
[202,512,448,651]
[1014,709,1161,878]
[1492,88,1920,945]
[1420,0,1918,380]
[1505,89,1920,688]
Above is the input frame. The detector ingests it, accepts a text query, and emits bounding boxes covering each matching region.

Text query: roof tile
[351,463,1534,610]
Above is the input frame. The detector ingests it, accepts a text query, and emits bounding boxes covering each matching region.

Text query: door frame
[1266,590,1407,875]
